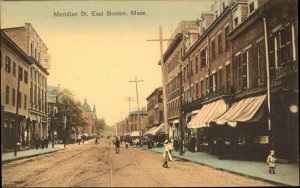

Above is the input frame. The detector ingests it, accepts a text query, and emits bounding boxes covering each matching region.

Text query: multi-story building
[3,23,50,143]
[47,85,59,141]
[161,21,198,139]
[181,0,234,153]
[1,31,33,150]
[146,87,164,131]
[128,110,148,136]
[222,0,298,162]
[177,0,298,162]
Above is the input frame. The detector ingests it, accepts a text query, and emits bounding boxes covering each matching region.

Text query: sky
[1,0,211,126]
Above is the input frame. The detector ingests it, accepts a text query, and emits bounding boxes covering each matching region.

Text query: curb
[147,148,292,186]
[2,148,66,163]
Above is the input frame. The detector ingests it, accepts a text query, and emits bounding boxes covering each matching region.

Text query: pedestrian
[45,137,49,148]
[162,140,172,168]
[267,150,276,174]
[35,137,40,149]
[216,137,225,160]
[125,141,129,149]
[115,137,120,153]
[95,137,98,144]
[41,137,45,149]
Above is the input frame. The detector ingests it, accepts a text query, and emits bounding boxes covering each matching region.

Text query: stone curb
[144,147,291,186]
[2,148,66,163]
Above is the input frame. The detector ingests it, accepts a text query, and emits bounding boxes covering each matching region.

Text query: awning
[187,99,227,129]
[130,131,141,137]
[213,95,266,127]
[144,126,157,136]
[172,119,179,124]
[146,123,165,135]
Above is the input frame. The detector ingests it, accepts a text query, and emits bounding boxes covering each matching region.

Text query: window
[183,67,186,81]
[226,64,231,88]
[30,68,33,80]
[31,43,34,56]
[236,54,242,91]
[5,56,11,73]
[212,73,218,91]
[34,71,37,82]
[18,66,23,81]
[30,82,33,106]
[195,56,198,73]
[236,50,250,91]
[24,71,28,84]
[249,2,254,13]
[206,77,210,94]
[279,26,292,65]
[225,26,230,50]
[24,94,27,110]
[257,40,266,85]
[218,32,223,54]
[18,91,21,108]
[196,82,199,98]
[219,68,223,88]
[6,86,9,104]
[12,88,16,106]
[200,48,207,68]
[201,80,204,97]
[13,62,16,77]
[190,60,193,76]
[211,39,216,60]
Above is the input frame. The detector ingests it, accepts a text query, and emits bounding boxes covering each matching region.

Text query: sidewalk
[148,147,299,186]
[1,145,66,163]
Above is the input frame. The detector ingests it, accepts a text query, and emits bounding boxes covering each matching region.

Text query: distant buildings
[81,98,97,136]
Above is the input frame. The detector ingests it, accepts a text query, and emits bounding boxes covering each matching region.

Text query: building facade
[146,87,164,131]
[81,98,97,136]
[3,23,50,144]
[1,31,33,150]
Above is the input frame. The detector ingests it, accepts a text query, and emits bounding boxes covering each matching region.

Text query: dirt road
[2,139,274,187]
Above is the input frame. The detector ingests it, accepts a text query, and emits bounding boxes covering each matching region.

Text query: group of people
[33,136,49,150]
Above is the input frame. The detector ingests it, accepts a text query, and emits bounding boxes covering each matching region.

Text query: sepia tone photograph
[1,0,299,187]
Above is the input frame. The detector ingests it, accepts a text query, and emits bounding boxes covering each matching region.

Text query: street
[2,139,274,187]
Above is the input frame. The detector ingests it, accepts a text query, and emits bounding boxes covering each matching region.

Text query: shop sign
[253,136,269,144]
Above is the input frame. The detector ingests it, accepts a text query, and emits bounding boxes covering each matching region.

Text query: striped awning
[152,123,165,135]
[187,99,227,129]
[144,126,158,136]
[213,95,266,127]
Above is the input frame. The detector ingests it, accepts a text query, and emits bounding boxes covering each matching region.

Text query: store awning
[130,131,141,137]
[144,126,158,136]
[187,99,227,129]
[213,95,266,127]
[152,123,165,135]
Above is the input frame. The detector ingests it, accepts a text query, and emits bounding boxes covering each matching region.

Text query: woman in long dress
[162,140,172,168]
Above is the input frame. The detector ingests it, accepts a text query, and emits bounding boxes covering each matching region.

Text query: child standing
[267,150,276,174]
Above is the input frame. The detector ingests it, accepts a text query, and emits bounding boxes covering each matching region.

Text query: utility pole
[129,77,144,146]
[124,97,134,114]
[14,70,21,156]
[146,25,174,139]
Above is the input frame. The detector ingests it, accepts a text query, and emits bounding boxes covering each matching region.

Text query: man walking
[115,137,120,154]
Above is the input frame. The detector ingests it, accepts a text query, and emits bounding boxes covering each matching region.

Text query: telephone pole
[124,97,134,114]
[129,77,144,145]
[146,25,174,138]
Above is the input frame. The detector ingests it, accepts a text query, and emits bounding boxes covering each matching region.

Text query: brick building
[146,87,164,132]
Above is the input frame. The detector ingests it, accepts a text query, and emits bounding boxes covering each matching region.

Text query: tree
[95,118,106,135]
[56,88,87,140]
